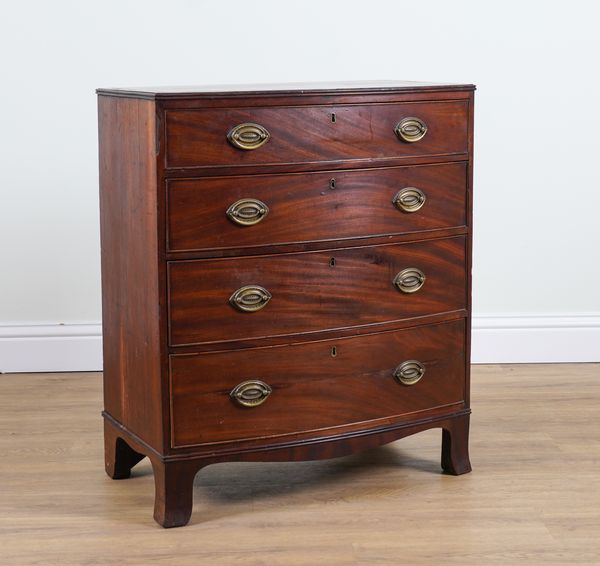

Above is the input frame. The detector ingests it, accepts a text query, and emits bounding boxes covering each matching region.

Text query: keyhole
[329,257,336,267]
[330,178,336,190]
[331,113,336,123]
[331,346,337,357]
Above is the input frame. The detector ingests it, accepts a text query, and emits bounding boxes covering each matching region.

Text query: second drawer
[167,162,467,253]
[168,236,466,346]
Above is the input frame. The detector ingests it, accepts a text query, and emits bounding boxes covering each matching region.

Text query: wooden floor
[1,364,599,565]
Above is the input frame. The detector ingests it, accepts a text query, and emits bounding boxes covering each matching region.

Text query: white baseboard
[471,314,600,364]
[0,314,599,372]
[0,324,102,373]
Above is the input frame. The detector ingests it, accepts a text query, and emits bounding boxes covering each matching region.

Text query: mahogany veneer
[167,162,468,253]
[164,101,468,168]
[98,80,475,527]
[170,319,466,447]
[168,237,467,346]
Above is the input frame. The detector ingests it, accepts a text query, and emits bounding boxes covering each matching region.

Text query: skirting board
[0,314,599,373]
[471,314,600,364]
[0,324,103,373]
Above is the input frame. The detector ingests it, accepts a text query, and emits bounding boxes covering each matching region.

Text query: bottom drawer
[170,319,466,447]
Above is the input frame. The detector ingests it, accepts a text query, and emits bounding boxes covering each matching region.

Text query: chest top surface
[97,80,475,99]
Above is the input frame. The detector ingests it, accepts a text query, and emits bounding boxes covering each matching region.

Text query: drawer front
[167,162,467,253]
[168,237,466,346]
[165,101,468,169]
[170,319,466,447]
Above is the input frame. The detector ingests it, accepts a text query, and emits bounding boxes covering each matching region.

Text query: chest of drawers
[98,80,475,528]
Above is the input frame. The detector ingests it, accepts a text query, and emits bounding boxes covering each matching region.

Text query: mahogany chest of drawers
[97,80,475,528]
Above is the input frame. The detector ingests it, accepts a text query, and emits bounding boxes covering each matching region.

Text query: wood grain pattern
[169,319,466,447]
[165,101,468,169]
[168,236,467,346]
[98,96,164,452]
[167,162,467,253]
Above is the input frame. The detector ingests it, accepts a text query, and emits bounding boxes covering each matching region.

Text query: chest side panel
[99,95,164,451]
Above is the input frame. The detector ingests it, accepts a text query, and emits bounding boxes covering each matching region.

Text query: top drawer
[165,101,468,169]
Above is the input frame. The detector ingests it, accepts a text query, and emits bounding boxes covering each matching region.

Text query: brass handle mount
[227,123,271,150]
[394,360,426,386]
[230,380,272,407]
[395,117,428,143]
[226,198,269,226]
[393,187,426,213]
[229,285,272,312]
[393,268,426,293]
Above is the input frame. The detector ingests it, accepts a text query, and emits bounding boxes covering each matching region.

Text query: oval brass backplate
[395,117,428,143]
[230,380,272,407]
[393,268,426,293]
[393,187,426,213]
[393,360,426,386]
[229,285,272,312]
[227,123,271,150]
[226,198,269,226]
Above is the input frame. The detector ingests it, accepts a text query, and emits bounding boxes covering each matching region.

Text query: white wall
[1,0,599,371]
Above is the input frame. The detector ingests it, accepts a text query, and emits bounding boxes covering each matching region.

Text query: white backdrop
[1,0,599,370]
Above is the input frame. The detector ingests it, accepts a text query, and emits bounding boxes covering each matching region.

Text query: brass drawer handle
[229,285,272,312]
[230,380,272,407]
[395,117,428,143]
[227,123,271,150]
[226,198,269,226]
[394,360,426,386]
[393,187,426,213]
[394,268,426,293]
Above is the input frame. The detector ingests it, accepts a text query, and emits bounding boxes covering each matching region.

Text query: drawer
[170,319,466,447]
[167,162,467,253]
[168,237,466,346]
[165,101,468,169]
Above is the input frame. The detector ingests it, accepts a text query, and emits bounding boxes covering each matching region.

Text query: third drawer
[168,236,466,346]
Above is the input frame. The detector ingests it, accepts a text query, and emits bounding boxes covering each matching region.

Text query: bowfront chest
[98,80,475,527]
